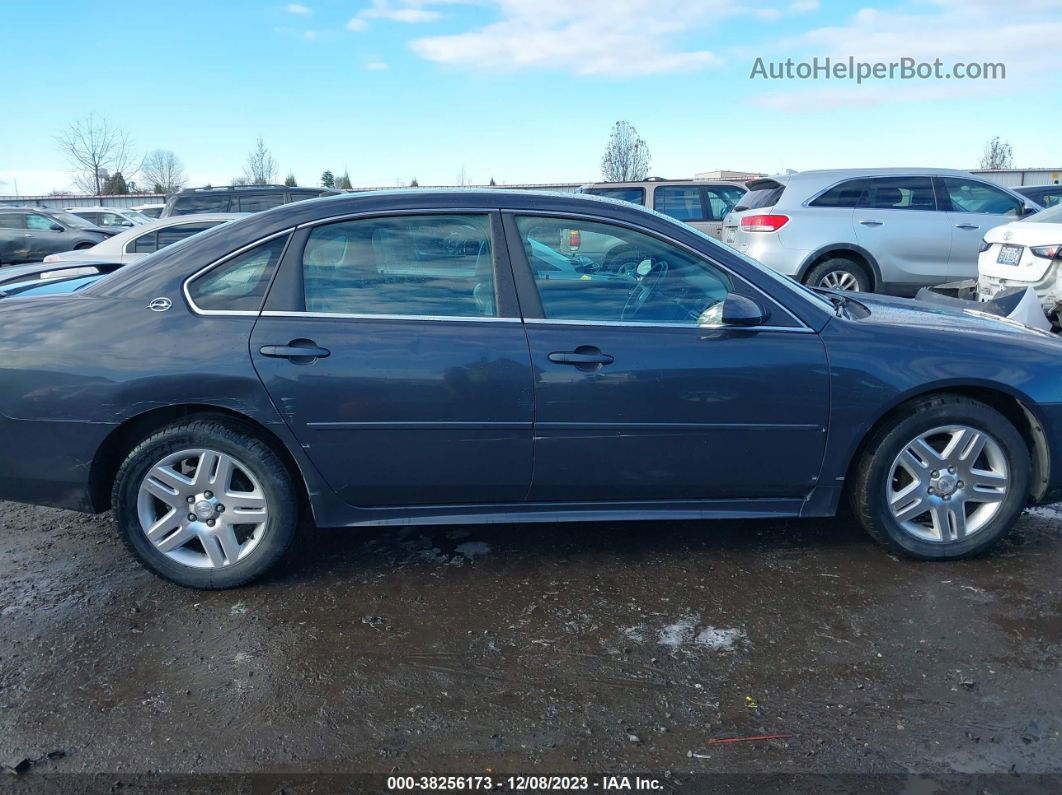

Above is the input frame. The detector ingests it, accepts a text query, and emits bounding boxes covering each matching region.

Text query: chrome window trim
[182,228,295,317]
[508,208,812,331]
[260,310,520,323]
[522,318,814,333]
[296,207,493,229]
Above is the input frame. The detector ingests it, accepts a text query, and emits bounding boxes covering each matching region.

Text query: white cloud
[346,17,369,31]
[302,29,319,40]
[286,3,310,14]
[366,61,390,70]
[354,0,442,27]
[408,0,735,76]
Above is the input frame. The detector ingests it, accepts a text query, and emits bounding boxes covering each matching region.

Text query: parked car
[66,206,153,230]
[722,169,1040,294]
[0,207,112,265]
[132,203,165,219]
[0,260,123,296]
[577,179,746,240]
[161,184,341,217]
[43,214,243,265]
[1015,184,1062,210]
[978,202,1062,322]
[1,190,1061,588]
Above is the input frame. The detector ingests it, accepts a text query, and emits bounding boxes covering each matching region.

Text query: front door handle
[259,339,331,362]
[955,223,979,230]
[548,346,614,368]
[859,220,883,227]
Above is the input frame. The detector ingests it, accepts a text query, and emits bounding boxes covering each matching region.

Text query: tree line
[52,114,1022,197]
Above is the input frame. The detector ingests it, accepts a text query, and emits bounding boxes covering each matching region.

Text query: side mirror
[721,293,770,327]
[1021,204,1040,218]
[50,224,65,232]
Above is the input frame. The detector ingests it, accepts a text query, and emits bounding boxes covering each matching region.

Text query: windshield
[125,210,152,223]
[51,211,95,229]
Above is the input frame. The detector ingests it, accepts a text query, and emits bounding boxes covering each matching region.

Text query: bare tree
[600,121,650,182]
[56,114,137,195]
[139,149,186,194]
[455,165,469,186]
[244,137,278,185]
[980,137,1014,170]
[335,170,353,190]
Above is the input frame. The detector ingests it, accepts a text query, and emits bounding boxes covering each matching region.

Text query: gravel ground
[0,500,1060,790]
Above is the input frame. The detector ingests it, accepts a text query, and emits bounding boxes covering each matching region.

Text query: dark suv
[161,184,341,217]
[0,208,111,265]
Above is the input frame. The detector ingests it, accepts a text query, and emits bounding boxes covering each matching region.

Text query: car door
[248,211,534,507]
[853,176,948,289]
[0,211,30,262]
[506,213,829,502]
[702,185,746,238]
[939,177,1025,279]
[24,213,70,259]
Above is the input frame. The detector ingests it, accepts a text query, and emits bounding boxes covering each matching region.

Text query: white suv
[722,168,1039,294]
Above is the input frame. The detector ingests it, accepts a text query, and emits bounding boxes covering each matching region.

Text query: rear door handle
[548,348,614,366]
[955,223,979,230]
[259,339,331,362]
[858,220,883,227]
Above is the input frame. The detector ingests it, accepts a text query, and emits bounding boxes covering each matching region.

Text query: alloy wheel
[887,425,1009,543]
[136,448,269,569]
[818,270,860,291]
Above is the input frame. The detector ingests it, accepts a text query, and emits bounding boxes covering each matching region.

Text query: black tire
[850,395,1030,560]
[112,418,298,589]
[803,257,871,292]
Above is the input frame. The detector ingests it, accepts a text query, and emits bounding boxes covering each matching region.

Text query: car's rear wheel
[804,257,871,292]
[850,396,1029,559]
[112,418,298,589]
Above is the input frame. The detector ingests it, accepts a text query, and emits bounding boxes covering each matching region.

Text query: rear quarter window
[585,187,646,206]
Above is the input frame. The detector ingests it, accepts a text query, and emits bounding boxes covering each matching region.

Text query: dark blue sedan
[0,189,1060,588]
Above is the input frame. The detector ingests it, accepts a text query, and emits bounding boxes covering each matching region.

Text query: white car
[978,203,1062,322]
[131,203,165,219]
[65,206,153,230]
[43,214,243,265]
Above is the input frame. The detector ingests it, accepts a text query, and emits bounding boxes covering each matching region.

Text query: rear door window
[237,192,286,212]
[861,177,936,210]
[300,214,495,317]
[156,222,223,250]
[0,212,26,229]
[653,186,706,222]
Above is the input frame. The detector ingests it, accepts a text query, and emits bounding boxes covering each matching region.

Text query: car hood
[845,291,1062,345]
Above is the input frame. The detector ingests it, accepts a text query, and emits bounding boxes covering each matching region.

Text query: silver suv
[722,168,1039,294]
[577,179,746,240]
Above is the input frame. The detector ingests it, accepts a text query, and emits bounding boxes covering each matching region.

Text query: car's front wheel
[850,396,1030,559]
[112,418,298,588]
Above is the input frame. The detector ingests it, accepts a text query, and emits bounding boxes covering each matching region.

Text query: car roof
[581,179,746,189]
[65,206,138,212]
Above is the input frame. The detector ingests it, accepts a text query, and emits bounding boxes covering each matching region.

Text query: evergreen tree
[321,169,335,188]
[284,173,297,187]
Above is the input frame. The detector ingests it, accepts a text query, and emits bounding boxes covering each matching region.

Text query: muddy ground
[0,499,1060,789]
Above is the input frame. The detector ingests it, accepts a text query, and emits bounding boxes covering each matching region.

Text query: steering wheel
[621,258,669,321]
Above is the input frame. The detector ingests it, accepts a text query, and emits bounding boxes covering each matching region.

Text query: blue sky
[2,0,1060,194]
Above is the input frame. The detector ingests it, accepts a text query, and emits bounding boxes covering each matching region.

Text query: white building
[971,168,1062,188]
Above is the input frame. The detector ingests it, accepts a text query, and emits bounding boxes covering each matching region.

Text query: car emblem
[1003,231,1013,241]
[148,297,172,312]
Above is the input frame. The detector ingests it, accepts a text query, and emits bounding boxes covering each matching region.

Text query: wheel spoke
[968,469,1007,490]
[911,439,946,469]
[898,449,930,476]
[155,524,196,553]
[892,495,927,523]
[958,430,987,465]
[210,454,236,493]
[215,526,242,565]
[143,476,185,509]
[144,510,181,543]
[929,505,950,541]
[193,450,220,490]
[201,534,227,567]
[150,464,193,493]
[947,503,968,540]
